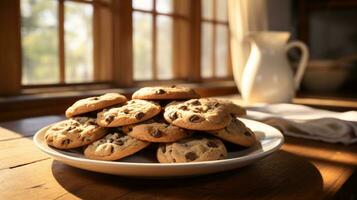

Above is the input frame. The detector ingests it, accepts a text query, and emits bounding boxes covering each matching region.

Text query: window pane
[202,0,213,19]
[64,2,93,83]
[133,12,153,80]
[133,0,153,11]
[215,25,228,77]
[21,0,59,84]
[157,0,173,14]
[216,0,228,22]
[201,22,213,78]
[157,16,173,80]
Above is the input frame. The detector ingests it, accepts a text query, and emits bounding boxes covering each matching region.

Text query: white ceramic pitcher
[236,31,309,104]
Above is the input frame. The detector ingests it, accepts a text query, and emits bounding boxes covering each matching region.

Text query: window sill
[0,80,238,122]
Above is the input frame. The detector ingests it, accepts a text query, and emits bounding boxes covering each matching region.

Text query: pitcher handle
[286,41,309,90]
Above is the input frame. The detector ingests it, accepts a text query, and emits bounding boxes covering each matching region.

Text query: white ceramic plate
[33,118,284,177]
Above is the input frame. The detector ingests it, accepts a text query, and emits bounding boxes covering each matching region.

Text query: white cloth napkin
[245,103,357,144]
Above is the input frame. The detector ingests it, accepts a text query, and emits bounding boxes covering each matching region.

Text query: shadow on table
[51,150,323,200]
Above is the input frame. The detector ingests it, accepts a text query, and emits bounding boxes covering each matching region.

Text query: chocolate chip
[62,139,71,145]
[191,100,201,106]
[213,102,220,107]
[171,85,176,88]
[93,97,99,100]
[123,108,130,114]
[220,154,225,157]
[244,131,252,137]
[151,129,163,138]
[110,146,114,153]
[189,115,202,123]
[135,112,145,120]
[173,158,176,162]
[88,121,96,125]
[105,115,115,124]
[207,141,218,148]
[114,140,124,146]
[156,89,166,94]
[185,152,198,161]
[169,111,178,121]
[179,105,188,110]
[128,127,133,132]
[161,145,166,153]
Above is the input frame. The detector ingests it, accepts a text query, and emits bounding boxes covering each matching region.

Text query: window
[14,0,231,90]
[201,0,231,79]
[21,0,94,85]
[132,0,189,81]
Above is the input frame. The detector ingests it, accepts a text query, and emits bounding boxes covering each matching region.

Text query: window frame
[21,0,112,87]
[132,1,189,81]
[1,0,233,95]
[200,0,233,79]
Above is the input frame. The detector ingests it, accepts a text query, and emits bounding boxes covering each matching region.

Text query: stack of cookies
[44,86,256,163]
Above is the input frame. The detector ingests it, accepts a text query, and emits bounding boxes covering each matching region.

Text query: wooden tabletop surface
[1,115,357,200]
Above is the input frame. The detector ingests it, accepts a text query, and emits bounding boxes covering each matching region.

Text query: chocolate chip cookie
[209,118,256,147]
[66,93,127,118]
[132,86,200,100]
[123,122,192,143]
[45,117,108,149]
[84,132,150,161]
[96,99,161,127]
[164,98,231,130]
[157,137,227,163]
[209,98,246,117]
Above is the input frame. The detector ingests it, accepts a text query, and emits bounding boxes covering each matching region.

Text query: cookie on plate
[164,98,231,131]
[96,99,161,127]
[84,132,150,161]
[208,118,256,147]
[132,86,200,100]
[124,122,192,143]
[157,137,227,163]
[66,93,127,118]
[45,117,108,149]
[208,98,246,117]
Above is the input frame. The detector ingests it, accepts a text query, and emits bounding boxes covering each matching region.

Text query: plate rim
[33,118,284,167]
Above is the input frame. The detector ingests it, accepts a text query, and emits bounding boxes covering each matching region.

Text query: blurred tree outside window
[20,0,231,86]
[21,0,94,85]
[21,0,59,84]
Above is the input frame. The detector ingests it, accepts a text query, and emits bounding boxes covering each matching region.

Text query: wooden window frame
[0,0,234,96]
[201,0,233,80]
[132,1,189,81]
[21,0,113,87]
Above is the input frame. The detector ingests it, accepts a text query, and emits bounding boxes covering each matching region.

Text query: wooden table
[1,115,357,200]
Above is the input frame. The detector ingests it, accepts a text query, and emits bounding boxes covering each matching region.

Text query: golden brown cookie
[157,137,227,163]
[208,118,256,147]
[45,117,108,149]
[96,99,161,127]
[124,122,192,143]
[65,93,127,118]
[163,99,231,131]
[132,86,200,100]
[210,98,246,116]
[84,132,150,161]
